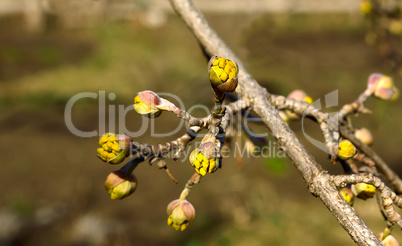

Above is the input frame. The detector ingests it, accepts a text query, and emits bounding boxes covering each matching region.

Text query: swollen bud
[337,139,356,160]
[377,233,400,246]
[208,56,239,94]
[373,76,395,100]
[354,183,376,200]
[105,170,138,200]
[166,199,195,231]
[286,89,313,120]
[133,90,163,117]
[189,143,219,176]
[354,128,373,146]
[97,133,131,164]
[340,187,354,206]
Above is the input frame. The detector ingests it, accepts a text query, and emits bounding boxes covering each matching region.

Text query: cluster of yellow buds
[340,187,355,206]
[354,183,376,200]
[97,133,131,164]
[367,73,399,101]
[337,139,356,160]
[189,133,219,176]
[166,199,195,231]
[105,170,138,200]
[208,56,239,96]
[189,142,219,176]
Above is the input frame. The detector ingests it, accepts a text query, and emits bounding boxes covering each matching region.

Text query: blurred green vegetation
[0,12,401,245]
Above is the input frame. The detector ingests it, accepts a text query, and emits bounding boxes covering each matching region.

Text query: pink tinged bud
[138,90,162,108]
[105,170,137,200]
[199,141,217,160]
[354,183,376,200]
[286,90,313,120]
[354,128,373,146]
[374,76,395,100]
[367,73,384,91]
[133,90,162,117]
[166,199,195,231]
[156,98,180,113]
[377,233,400,246]
[287,89,312,103]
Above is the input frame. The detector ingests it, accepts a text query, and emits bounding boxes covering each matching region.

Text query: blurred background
[0,0,401,245]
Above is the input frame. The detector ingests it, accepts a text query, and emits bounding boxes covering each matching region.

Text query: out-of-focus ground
[0,4,402,246]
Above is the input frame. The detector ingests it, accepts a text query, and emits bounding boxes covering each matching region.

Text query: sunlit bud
[287,89,313,104]
[391,87,399,101]
[354,128,373,146]
[166,199,195,231]
[286,90,313,120]
[133,90,162,117]
[388,20,402,35]
[133,90,180,117]
[97,133,131,164]
[208,56,239,93]
[359,0,373,15]
[279,111,289,124]
[105,170,137,200]
[354,183,376,200]
[367,73,383,91]
[377,233,400,246]
[340,187,354,206]
[337,139,356,160]
[189,142,219,176]
[373,76,395,100]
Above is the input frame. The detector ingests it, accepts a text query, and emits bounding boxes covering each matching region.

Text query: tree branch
[168,0,383,244]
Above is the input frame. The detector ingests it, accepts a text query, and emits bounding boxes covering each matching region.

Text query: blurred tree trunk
[23,0,44,33]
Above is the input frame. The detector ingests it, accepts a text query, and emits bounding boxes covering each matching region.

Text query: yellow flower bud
[97,133,131,164]
[189,142,219,176]
[340,187,354,206]
[354,183,376,200]
[208,56,239,93]
[166,199,195,231]
[285,89,313,120]
[133,90,163,117]
[360,0,373,15]
[337,139,356,160]
[105,170,138,200]
[376,233,399,246]
[373,76,396,101]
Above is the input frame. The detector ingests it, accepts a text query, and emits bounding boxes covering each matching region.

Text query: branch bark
[168,0,383,244]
